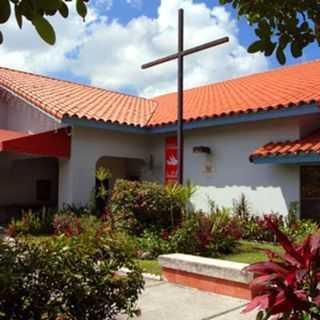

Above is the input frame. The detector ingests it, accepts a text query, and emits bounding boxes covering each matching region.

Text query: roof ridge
[0,65,156,104]
[152,59,320,100]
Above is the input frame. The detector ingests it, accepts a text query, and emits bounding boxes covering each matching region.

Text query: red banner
[165,136,178,184]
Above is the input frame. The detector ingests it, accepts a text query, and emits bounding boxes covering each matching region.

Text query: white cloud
[126,0,143,9]
[0,0,269,98]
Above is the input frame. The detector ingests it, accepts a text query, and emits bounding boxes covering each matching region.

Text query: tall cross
[142,9,229,184]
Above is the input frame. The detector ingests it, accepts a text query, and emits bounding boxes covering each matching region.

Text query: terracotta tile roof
[149,60,320,127]
[251,129,320,160]
[1,60,320,129]
[0,67,157,127]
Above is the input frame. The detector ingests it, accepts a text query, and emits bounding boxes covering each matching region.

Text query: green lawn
[136,241,283,275]
[17,235,282,275]
[136,259,162,276]
[220,240,283,264]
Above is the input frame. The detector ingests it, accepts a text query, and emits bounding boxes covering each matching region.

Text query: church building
[1,60,320,222]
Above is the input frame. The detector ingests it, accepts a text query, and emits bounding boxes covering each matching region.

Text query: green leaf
[14,5,22,29]
[76,0,87,20]
[247,40,263,53]
[256,311,264,320]
[58,1,69,18]
[33,16,56,45]
[276,47,286,65]
[0,0,11,24]
[291,40,303,58]
[264,41,276,57]
[0,31,3,44]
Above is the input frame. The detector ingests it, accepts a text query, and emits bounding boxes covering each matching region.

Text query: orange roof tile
[0,67,157,127]
[0,61,320,128]
[251,129,320,160]
[149,60,320,127]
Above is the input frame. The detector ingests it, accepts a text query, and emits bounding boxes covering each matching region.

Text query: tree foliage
[219,0,320,64]
[0,0,89,45]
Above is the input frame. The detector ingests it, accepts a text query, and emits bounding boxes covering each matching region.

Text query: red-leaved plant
[243,217,320,320]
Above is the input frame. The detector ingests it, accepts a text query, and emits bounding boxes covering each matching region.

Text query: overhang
[250,129,320,165]
[0,128,71,159]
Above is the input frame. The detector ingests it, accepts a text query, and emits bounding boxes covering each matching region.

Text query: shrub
[53,213,82,237]
[110,180,183,234]
[6,208,54,237]
[243,217,320,320]
[136,230,171,259]
[170,210,242,257]
[0,228,144,320]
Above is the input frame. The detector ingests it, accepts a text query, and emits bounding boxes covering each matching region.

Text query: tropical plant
[219,0,320,64]
[110,180,183,234]
[53,213,82,237]
[0,0,89,45]
[243,217,320,320]
[6,208,54,237]
[0,228,144,320]
[233,193,251,219]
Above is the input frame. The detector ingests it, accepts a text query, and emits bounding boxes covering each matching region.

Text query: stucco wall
[59,127,149,207]
[149,118,301,216]
[0,89,59,133]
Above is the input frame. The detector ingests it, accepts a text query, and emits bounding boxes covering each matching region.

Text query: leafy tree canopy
[219,0,320,64]
[0,0,89,45]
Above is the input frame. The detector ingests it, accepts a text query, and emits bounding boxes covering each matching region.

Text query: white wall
[149,118,301,216]
[0,89,59,133]
[59,127,149,208]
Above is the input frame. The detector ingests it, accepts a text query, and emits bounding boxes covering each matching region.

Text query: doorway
[301,166,320,220]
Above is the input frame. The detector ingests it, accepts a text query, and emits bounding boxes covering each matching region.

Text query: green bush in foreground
[110,180,184,234]
[0,229,144,320]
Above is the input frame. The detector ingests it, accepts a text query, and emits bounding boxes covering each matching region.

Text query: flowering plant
[243,217,320,320]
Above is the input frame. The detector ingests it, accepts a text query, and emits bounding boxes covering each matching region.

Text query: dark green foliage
[135,211,242,259]
[110,180,183,234]
[219,0,320,64]
[0,228,144,320]
[0,0,89,45]
[6,208,54,237]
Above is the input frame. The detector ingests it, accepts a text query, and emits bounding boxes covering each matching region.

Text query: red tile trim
[162,267,252,300]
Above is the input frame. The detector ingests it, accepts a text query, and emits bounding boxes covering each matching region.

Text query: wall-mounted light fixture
[192,146,211,155]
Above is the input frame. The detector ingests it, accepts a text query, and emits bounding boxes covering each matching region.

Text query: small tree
[219,0,320,64]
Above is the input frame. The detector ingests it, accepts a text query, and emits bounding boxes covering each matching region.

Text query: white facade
[58,126,150,207]
[1,87,319,218]
[148,118,301,216]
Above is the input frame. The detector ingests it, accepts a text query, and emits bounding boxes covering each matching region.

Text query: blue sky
[1,0,318,97]
[91,0,319,69]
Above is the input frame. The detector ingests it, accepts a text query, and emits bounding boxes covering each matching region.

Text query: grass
[16,235,283,273]
[219,240,283,264]
[136,259,162,276]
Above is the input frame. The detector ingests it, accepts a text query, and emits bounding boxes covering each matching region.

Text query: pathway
[120,279,256,320]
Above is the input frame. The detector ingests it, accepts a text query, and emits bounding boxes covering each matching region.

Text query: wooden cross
[142,9,229,184]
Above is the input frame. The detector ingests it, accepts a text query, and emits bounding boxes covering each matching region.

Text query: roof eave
[148,103,320,134]
[251,152,320,165]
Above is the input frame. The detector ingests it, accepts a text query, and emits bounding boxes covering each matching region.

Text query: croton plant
[243,217,320,320]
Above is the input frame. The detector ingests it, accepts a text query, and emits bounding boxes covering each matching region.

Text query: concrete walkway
[122,279,256,320]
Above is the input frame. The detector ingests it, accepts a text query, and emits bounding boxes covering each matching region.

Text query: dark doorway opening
[301,166,320,221]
